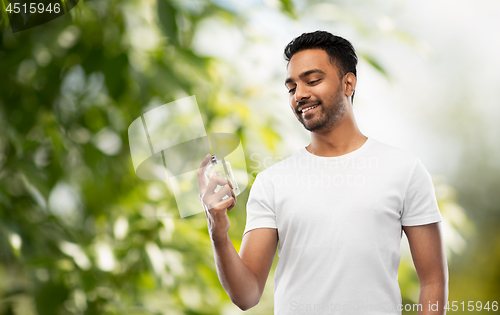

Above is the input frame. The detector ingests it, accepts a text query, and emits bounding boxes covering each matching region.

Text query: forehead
[286,48,337,78]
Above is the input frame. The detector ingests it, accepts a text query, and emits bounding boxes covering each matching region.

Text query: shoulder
[368,137,422,170]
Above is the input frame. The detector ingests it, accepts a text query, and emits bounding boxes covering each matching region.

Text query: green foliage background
[0,0,498,314]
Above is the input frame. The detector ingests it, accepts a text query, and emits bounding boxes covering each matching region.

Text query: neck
[306,106,367,157]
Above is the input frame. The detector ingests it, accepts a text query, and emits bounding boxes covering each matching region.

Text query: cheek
[317,83,333,95]
[318,83,340,101]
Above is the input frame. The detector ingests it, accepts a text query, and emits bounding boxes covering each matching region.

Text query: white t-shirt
[243,137,442,315]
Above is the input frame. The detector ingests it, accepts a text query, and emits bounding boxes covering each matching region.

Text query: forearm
[403,223,449,315]
[418,282,448,315]
[212,234,261,310]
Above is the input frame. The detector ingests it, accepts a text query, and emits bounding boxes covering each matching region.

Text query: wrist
[211,232,229,246]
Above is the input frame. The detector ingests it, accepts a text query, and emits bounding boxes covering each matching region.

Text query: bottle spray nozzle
[210,154,218,164]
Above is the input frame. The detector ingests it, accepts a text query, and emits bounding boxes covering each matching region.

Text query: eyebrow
[285,69,326,86]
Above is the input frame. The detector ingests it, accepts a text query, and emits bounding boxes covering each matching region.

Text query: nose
[294,83,311,103]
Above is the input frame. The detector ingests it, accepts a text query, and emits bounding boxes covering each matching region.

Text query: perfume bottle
[204,154,240,197]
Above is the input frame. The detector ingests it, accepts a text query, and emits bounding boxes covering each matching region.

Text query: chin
[303,121,325,132]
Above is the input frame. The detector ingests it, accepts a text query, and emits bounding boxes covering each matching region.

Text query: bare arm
[212,228,278,310]
[197,154,278,310]
[403,222,449,315]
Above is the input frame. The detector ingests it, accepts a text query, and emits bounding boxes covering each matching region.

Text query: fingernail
[206,154,210,158]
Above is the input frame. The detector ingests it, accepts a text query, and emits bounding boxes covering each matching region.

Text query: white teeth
[302,105,318,113]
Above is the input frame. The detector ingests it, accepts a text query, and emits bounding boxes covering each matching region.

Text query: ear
[343,72,357,98]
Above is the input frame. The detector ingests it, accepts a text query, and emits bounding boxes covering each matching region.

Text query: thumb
[222,197,234,209]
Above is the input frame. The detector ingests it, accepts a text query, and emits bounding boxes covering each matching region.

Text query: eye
[288,87,296,94]
[308,79,321,85]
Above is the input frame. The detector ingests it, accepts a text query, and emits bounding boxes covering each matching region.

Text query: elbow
[236,303,257,312]
[232,296,260,311]
[233,302,255,311]
[227,273,263,310]
[236,304,253,312]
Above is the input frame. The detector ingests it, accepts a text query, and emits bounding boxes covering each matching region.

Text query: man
[198,31,448,314]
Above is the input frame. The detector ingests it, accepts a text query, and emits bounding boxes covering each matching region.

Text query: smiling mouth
[301,104,319,116]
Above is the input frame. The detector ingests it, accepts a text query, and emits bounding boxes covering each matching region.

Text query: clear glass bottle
[204,154,240,197]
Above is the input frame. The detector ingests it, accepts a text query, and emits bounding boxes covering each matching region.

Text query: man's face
[285,49,348,133]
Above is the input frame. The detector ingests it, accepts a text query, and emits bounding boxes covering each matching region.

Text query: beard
[296,83,347,133]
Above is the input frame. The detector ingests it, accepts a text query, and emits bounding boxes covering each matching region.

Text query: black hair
[284,31,358,103]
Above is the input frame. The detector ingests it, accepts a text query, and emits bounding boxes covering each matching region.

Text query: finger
[212,184,232,202]
[229,183,236,202]
[202,179,235,210]
[229,183,237,210]
[227,197,236,211]
[197,154,212,179]
[232,194,237,207]
[229,182,235,196]
[227,180,236,198]
[219,197,234,210]
[209,188,236,212]
[205,174,230,194]
[204,184,231,207]
[207,196,234,212]
[197,153,212,192]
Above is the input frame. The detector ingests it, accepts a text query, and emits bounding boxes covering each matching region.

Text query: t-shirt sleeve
[243,172,277,236]
[401,158,443,226]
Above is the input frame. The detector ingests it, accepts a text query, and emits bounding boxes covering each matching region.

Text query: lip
[301,105,320,117]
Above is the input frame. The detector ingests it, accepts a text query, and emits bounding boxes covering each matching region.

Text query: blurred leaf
[359,52,390,80]
[279,0,297,19]
[157,0,179,46]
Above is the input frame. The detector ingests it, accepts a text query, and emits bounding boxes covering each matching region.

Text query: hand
[197,154,237,240]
